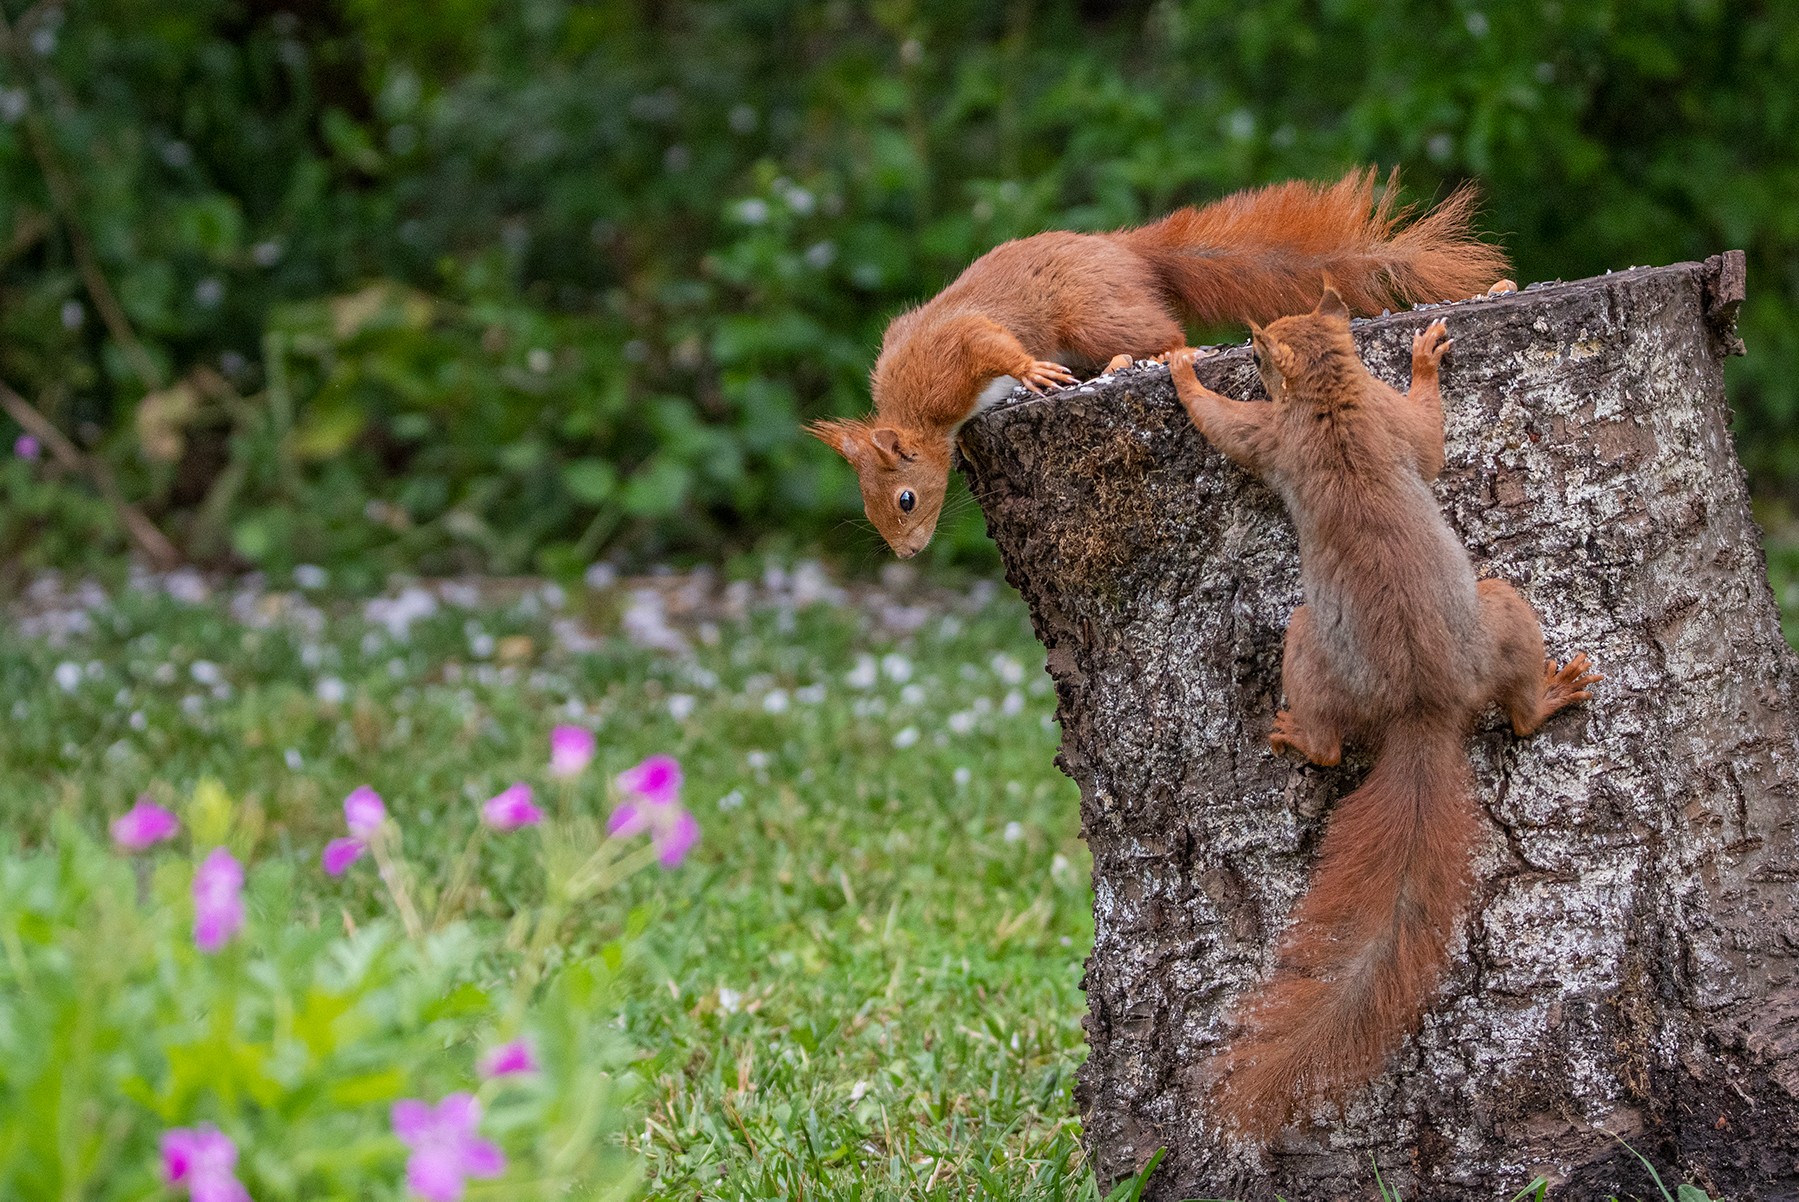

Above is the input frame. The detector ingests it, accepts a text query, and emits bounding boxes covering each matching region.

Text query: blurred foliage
[0,0,1795,581]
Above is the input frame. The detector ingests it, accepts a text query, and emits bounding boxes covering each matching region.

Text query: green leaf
[619,458,691,517]
[327,1066,411,1107]
[561,458,619,504]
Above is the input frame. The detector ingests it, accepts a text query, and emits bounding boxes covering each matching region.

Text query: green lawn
[0,567,1100,1199]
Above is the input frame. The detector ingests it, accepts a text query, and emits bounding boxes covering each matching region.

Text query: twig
[0,376,182,567]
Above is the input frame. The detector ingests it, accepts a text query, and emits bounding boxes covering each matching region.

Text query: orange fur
[1166,295,1599,1139]
[811,169,1510,557]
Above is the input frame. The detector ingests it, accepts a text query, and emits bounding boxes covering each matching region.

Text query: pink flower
[161,1124,250,1202]
[111,796,179,851]
[608,795,700,869]
[14,434,39,461]
[479,1038,538,1079]
[655,808,699,867]
[481,783,542,831]
[321,837,366,876]
[392,1093,506,1202]
[616,754,681,804]
[549,725,595,777]
[193,848,245,952]
[343,786,386,838]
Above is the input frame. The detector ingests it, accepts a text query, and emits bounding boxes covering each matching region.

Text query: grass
[1,550,1768,1200]
[0,568,1097,1197]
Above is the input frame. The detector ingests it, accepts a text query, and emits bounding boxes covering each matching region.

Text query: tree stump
[958,255,1799,1201]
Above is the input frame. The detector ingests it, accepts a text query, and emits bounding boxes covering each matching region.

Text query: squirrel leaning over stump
[810,168,1509,558]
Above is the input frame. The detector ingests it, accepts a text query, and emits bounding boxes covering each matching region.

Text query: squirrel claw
[1540,653,1603,710]
[1020,360,1079,393]
[1412,320,1452,371]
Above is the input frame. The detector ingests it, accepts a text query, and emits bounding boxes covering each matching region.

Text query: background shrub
[0,0,1793,579]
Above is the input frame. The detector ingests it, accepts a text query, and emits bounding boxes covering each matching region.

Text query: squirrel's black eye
[898,490,916,513]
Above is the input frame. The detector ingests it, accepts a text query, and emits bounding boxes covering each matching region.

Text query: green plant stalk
[368,825,424,941]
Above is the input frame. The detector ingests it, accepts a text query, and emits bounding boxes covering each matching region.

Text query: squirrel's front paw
[1019,360,1079,393]
[1412,320,1452,372]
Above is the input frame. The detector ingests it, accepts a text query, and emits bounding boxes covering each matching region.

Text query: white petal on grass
[1001,690,1025,716]
[316,676,348,705]
[365,586,438,640]
[881,653,913,683]
[845,655,879,689]
[1003,821,1025,843]
[718,987,743,1014]
[762,689,790,714]
[668,693,697,721]
[899,683,925,707]
[53,661,82,692]
[717,789,745,811]
[892,726,920,749]
[953,767,972,787]
[947,710,977,735]
[990,653,1025,685]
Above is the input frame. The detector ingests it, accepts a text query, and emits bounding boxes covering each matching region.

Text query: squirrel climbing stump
[958,254,1799,1201]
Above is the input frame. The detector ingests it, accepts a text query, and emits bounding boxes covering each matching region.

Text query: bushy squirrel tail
[1112,167,1510,324]
[1213,715,1479,1138]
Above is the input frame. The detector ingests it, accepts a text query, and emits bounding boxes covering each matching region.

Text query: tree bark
[958,255,1799,1201]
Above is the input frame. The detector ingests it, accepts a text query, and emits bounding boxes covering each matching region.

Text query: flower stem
[370,827,424,941]
[431,824,488,930]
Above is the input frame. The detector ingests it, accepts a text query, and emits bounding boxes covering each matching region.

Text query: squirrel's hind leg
[1269,606,1347,767]
[1476,579,1602,736]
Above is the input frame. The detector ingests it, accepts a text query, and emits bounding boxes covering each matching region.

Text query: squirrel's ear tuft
[808,418,872,467]
[1315,285,1350,321]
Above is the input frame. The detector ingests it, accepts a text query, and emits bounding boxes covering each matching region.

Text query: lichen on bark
[959,256,1799,1201]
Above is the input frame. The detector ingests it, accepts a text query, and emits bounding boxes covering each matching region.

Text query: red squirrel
[1165,291,1601,1138]
[810,168,1509,557]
